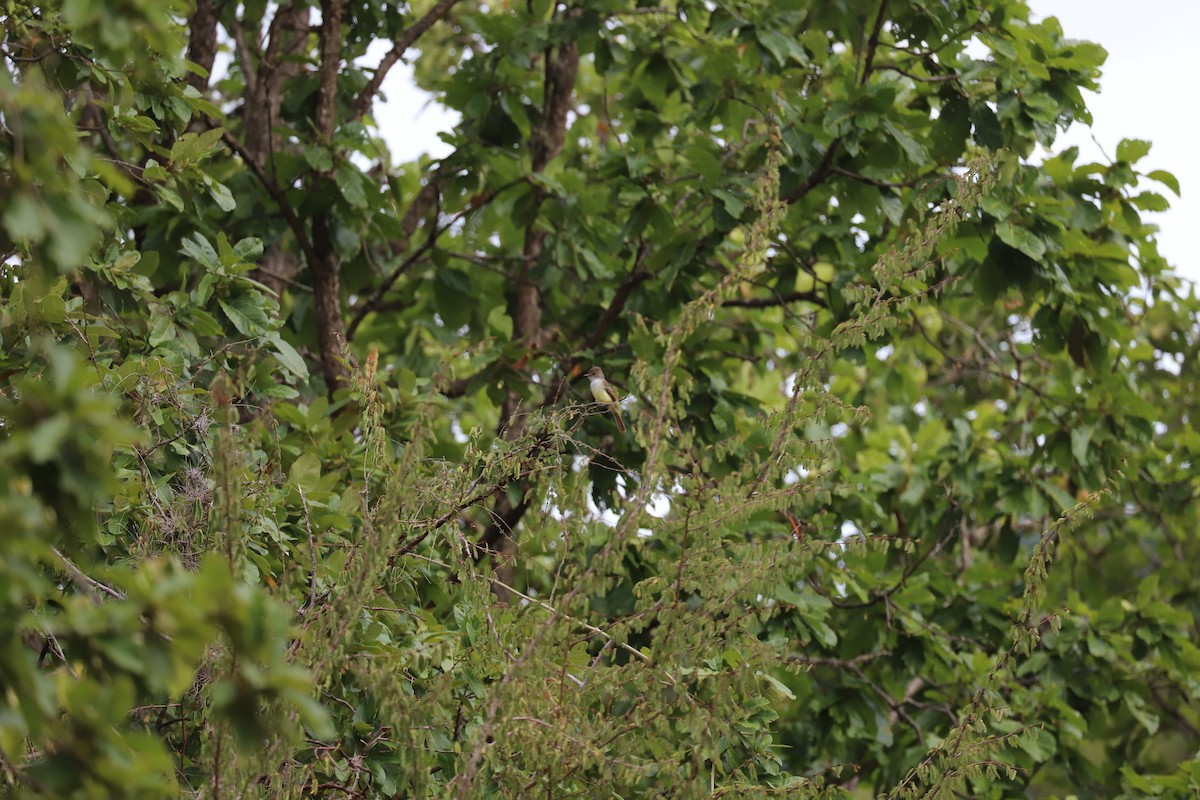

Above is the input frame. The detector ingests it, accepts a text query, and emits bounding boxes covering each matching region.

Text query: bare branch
[876,63,960,84]
[350,0,464,123]
[347,178,528,340]
[228,16,258,97]
[832,165,922,189]
[220,129,320,268]
[297,486,320,616]
[581,250,650,351]
[51,546,125,601]
[723,289,824,309]
[781,137,841,204]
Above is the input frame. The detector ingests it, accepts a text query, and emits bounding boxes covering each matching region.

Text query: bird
[586,366,625,432]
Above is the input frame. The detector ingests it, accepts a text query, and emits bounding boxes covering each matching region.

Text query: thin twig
[297,486,319,615]
[50,546,125,600]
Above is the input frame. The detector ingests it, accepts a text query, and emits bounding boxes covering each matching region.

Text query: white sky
[373,1,1198,281]
[1032,0,1198,281]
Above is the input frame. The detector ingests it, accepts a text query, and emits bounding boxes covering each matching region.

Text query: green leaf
[1146,169,1180,197]
[208,179,236,212]
[289,453,322,493]
[971,103,1004,149]
[148,313,176,347]
[304,146,334,172]
[931,96,972,162]
[1131,191,1170,213]
[755,28,807,67]
[1115,138,1152,164]
[433,269,473,328]
[883,120,930,165]
[218,294,271,337]
[117,114,159,134]
[142,161,169,182]
[3,195,46,241]
[1124,694,1160,735]
[335,164,368,209]
[181,233,220,271]
[234,237,264,261]
[996,221,1047,261]
[155,185,185,212]
[186,308,225,337]
[1070,425,1092,465]
[712,188,747,219]
[29,415,71,462]
[169,128,225,166]
[757,671,795,700]
[487,305,513,340]
[270,335,309,380]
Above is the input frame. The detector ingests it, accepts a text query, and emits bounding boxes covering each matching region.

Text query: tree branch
[581,246,650,351]
[860,0,892,85]
[394,177,444,241]
[345,193,441,341]
[260,1,301,68]
[485,40,582,580]
[303,0,351,393]
[315,0,344,142]
[832,165,922,189]
[781,137,841,204]
[876,63,959,84]
[221,130,319,268]
[350,0,464,122]
[185,0,222,93]
[346,178,527,340]
[310,214,349,392]
[51,546,125,601]
[241,3,310,163]
[723,289,824,309]
[228,15,258,97]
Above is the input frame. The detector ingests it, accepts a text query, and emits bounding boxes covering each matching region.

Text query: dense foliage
[2,0,1199,797]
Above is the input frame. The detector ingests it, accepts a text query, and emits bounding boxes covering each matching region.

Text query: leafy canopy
[1,0,1199,797]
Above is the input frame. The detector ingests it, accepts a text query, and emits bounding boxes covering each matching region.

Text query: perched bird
[586,366,626,432]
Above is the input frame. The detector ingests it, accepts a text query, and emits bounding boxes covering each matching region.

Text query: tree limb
[485,40,582,585]
[860,0,892,86]
[241,3,310,163]
[832,165,922,189]
[781,137,841,204]
[315,0,344,142]
[51,546,125,601]
[345,191,442,341]
[876,63,959,84]
[346,178,527,340]
[581,246,650,351]
[220,129,320,268]
[184,0,221,93]
[228,15,258,97]
[310,213,349,392]
[304,0,351,393]
[350,0,464,123]
[723,289,824,309]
